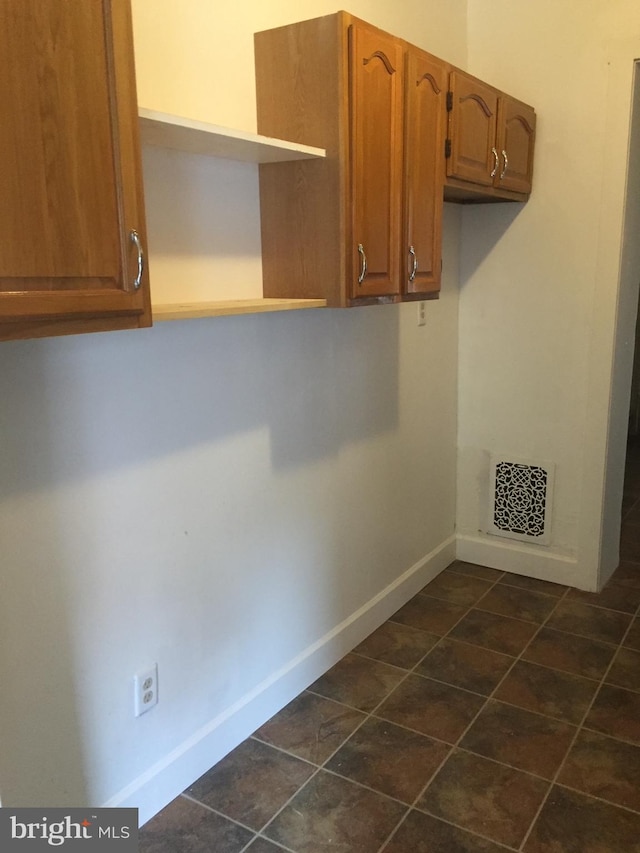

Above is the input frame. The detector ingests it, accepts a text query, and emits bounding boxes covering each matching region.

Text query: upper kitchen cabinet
[0,0,150,341]
[254,12,446,306]
[403,48,448,299]
[445,70,536,203]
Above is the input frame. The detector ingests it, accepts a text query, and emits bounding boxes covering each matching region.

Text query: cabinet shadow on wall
[456,201,526,284]
[0,304,400,498]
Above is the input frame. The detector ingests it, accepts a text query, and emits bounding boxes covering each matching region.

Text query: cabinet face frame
[0,0,150,341]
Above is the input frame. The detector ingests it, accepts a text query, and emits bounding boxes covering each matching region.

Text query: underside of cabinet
[444,180,530,203]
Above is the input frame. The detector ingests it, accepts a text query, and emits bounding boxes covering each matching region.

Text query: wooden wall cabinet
[2,3,537,339]
[445,70,536,203]
[0,0,151,342]
[255,12,447,307]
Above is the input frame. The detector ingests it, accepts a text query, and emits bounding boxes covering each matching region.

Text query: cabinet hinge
[444,138,452,159]
[446,91,453,112]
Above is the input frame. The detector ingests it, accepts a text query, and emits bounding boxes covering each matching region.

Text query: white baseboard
[104,535,456,825]
[455,533,590,589]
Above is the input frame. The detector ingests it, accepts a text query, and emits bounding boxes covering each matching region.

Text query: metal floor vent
[487,456,555,545]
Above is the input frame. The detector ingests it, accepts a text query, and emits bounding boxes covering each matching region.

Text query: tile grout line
[178,791,285,850]
[178,565,639,853]
[307,567,509,853]
[386,583,575,852]
[288,562,638,851]
[374,567,521,852]
[247,620,455,853]
[517,592,640,852]
[286,573,635,850]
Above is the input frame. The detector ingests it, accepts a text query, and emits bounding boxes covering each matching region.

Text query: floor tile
[620,530,640,563]
[608,561,640,589]
[376,674,485,743]
[558,729,640,812]
[186,739,314,831]
[139,796,253,853]
[623,617,640,650]
[623,493,639,517]
[308,653,405,712]
[498,573,567,597]
[546,600,632,645]
[418,749,549,848]
[253,691,365,764]
[448,609,539,656]
[414,637,513,696]
[325,716,450,803]
[523,785,640,852]
[446,561,504,582]
[419,572,494,607]
[476,584,559,624]
[390,595,468,636]
[606,646,640,692]
[382,809,507,853]
[353,621,439,669]
[460,700,576,778]
[264,770,406,853]
[244,840,287,853]
[585,684,640,744]
[493,659,598,724]
[566,583,640,614]
[522,626,616,680]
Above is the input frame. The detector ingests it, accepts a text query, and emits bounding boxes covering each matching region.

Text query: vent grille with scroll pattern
[488,457,554,545]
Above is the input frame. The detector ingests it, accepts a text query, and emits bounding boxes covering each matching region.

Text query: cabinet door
[403,49,447,297]
[495,96,536,195]
[447,71,498,187]
[0,0,150,341]
[349,22,403,300]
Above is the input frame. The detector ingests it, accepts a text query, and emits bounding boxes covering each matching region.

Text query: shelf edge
[152,298,328,321]
[139,108,326,163]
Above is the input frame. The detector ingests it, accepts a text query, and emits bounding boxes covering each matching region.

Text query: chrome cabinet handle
[130,229,145,290]
[500,149,508,180]
[357,243,367,284]
[408,245,418,282]
[490,147,499,178]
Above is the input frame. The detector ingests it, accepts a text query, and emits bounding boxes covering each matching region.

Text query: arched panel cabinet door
[403,49,448,298]
[0,0,150,342]
[495,96,536,195]
[447,70,498,187]
[349,22,404,300]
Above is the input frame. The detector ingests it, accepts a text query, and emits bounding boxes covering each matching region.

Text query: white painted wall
[457,0,640,590]
[0,0,465,824]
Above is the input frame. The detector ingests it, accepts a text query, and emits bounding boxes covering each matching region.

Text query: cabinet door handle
[490,147,499,178]
[357,243,367,284]
[500,149,508,180]
[130,229,145,290]
[408,245,418,282]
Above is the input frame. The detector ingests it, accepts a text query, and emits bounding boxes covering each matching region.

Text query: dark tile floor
[140,442,640,853]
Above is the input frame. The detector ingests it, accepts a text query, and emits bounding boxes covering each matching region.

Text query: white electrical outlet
[417,302,426,326]
[134,664,158,717]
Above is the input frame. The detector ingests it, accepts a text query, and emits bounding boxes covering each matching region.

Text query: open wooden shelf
[140,110,328,321]
[138,108,326,163]
[152,298,327,321]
